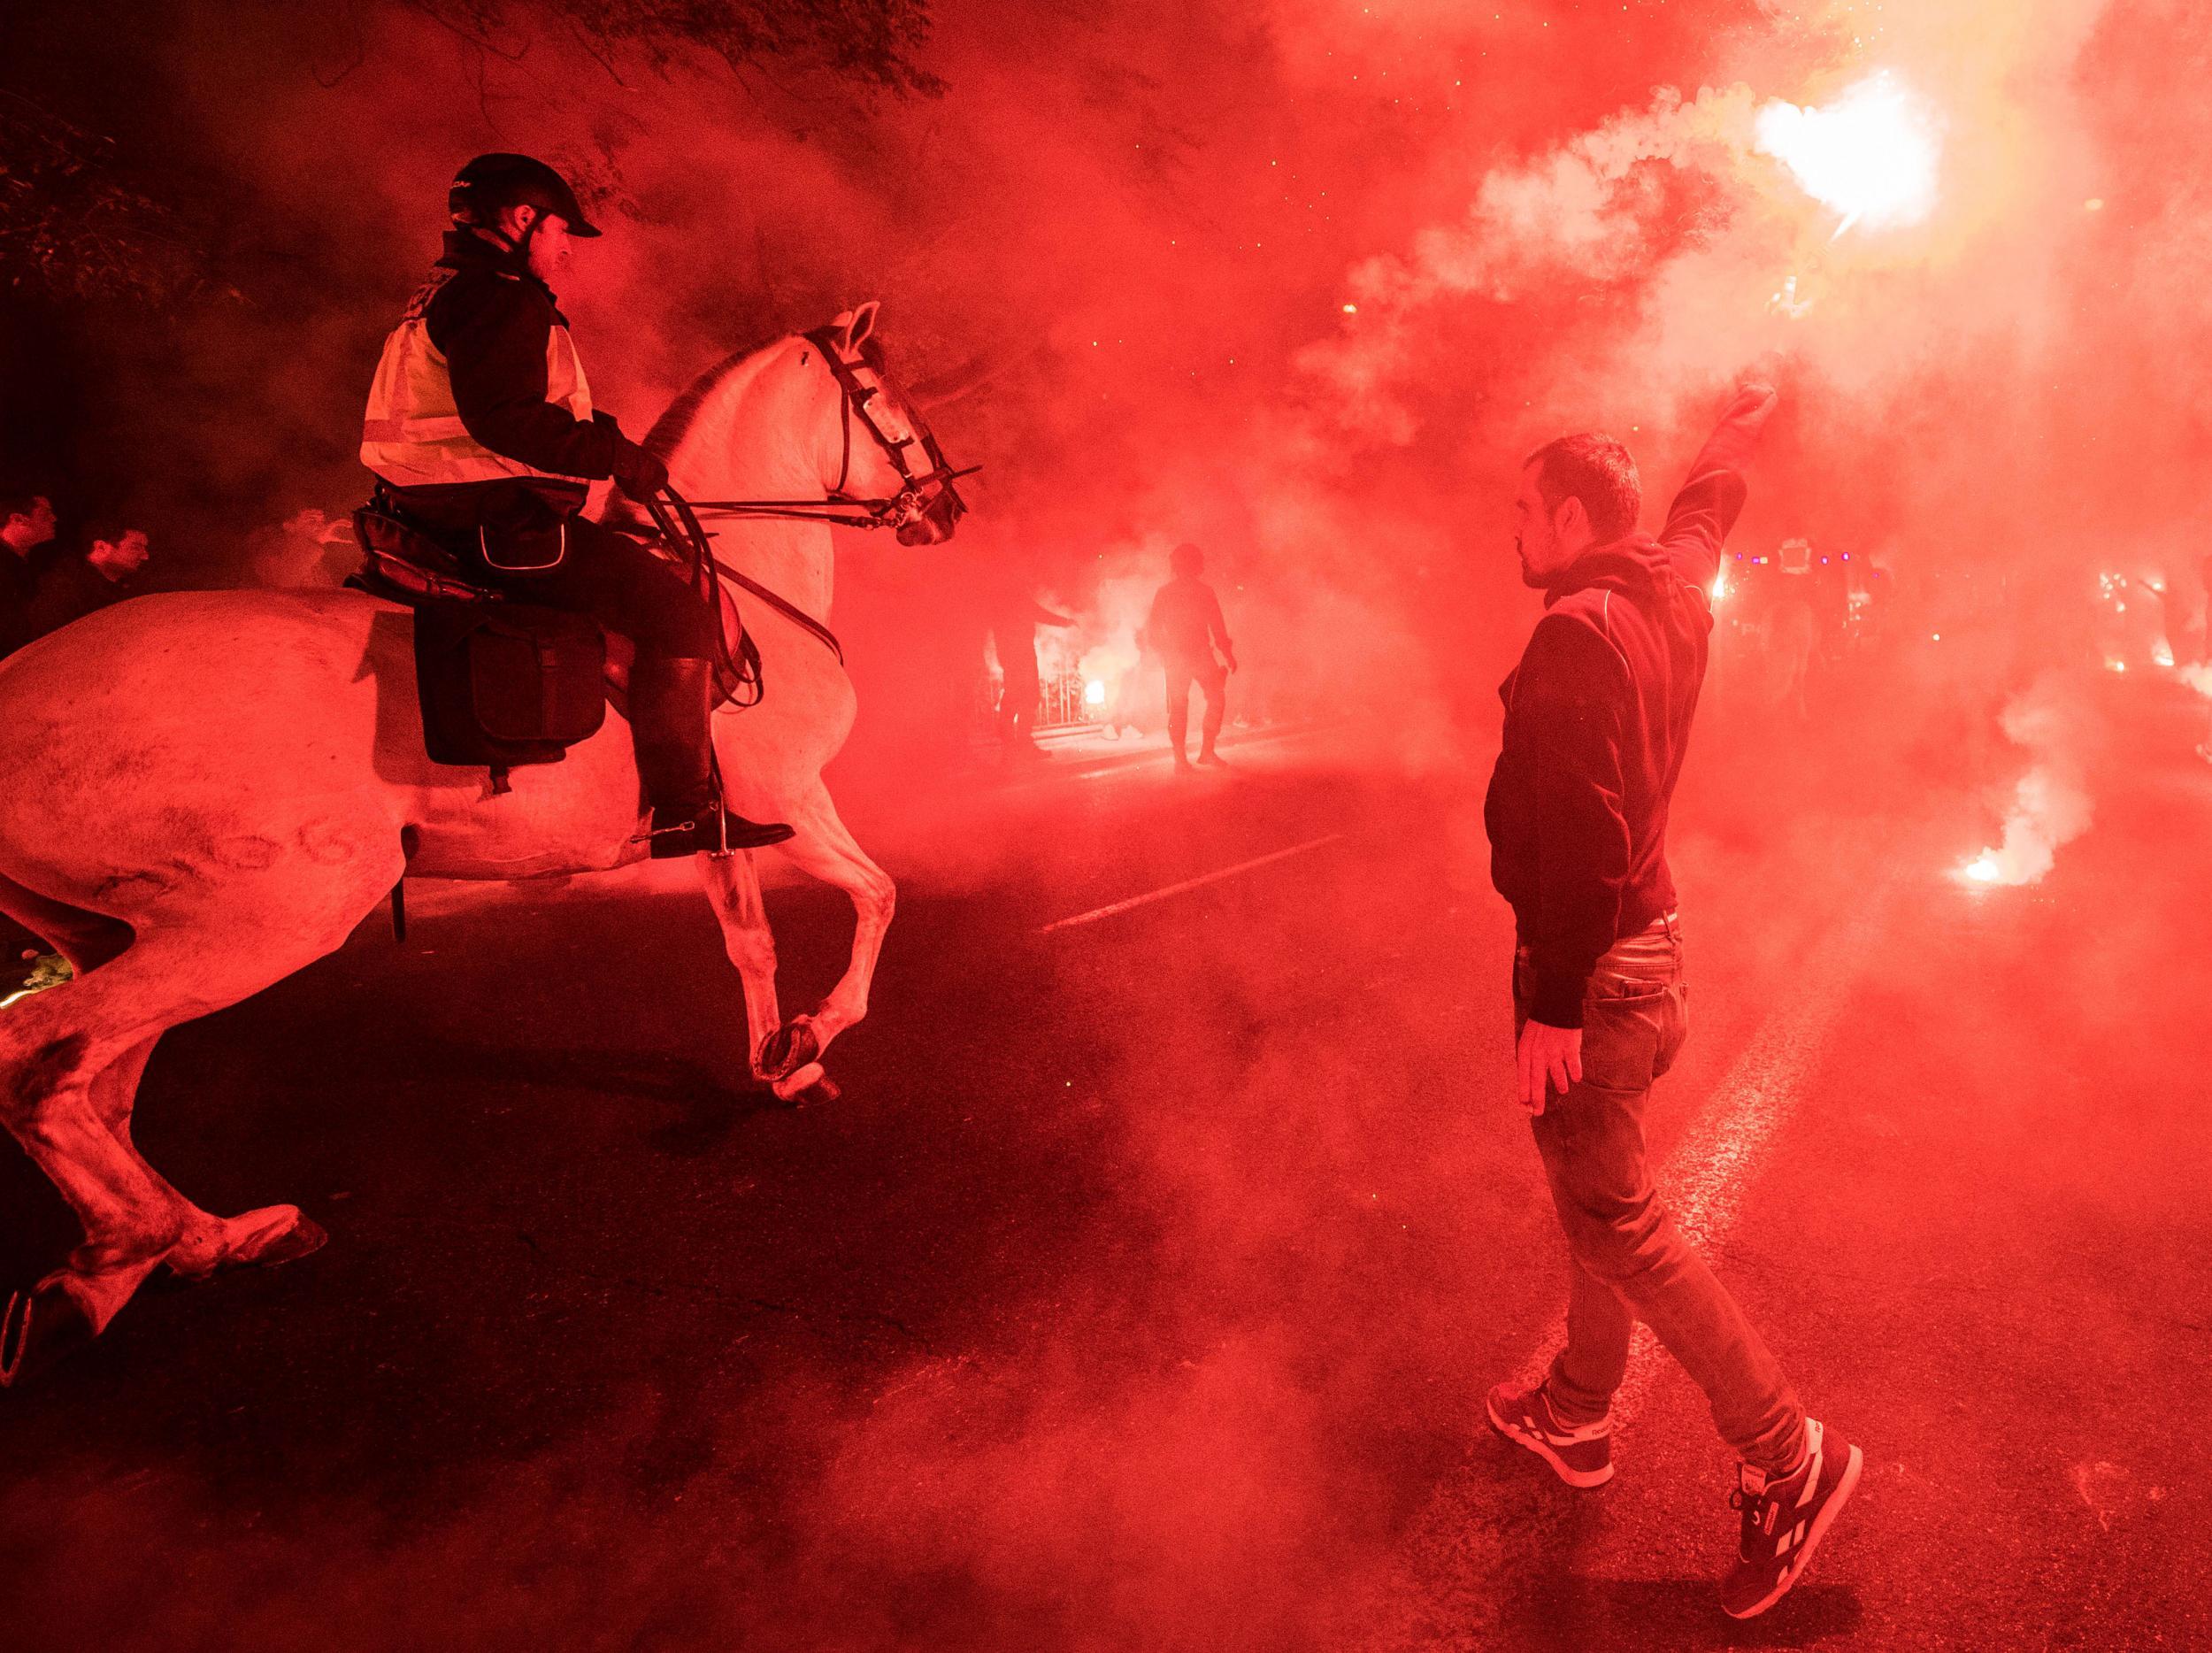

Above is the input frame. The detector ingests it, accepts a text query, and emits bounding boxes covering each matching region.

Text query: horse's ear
[840,301,881,355]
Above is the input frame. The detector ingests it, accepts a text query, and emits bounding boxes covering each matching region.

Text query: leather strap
[713,559,843,665]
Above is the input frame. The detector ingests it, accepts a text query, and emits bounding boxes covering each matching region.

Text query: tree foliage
[405,0,943,96]
[0,0,941,304]
[0,91,214,304]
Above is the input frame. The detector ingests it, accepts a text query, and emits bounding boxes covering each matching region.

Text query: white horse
[0,303,961,1384]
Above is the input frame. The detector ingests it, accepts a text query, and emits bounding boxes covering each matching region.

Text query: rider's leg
[527,521,791,855]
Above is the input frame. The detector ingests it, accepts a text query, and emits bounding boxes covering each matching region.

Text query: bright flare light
[1961,853,2003,885]
[1084,678,1107,706]
[1756,72,1943,237]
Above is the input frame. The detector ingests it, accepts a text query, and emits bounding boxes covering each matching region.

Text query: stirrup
[634,808,795,858]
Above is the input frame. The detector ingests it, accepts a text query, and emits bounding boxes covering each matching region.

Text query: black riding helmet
[449,152,602,239]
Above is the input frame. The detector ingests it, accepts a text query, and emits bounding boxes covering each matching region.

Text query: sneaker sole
[1485,1390,1614,1488]
[1722,1442,1864,1620]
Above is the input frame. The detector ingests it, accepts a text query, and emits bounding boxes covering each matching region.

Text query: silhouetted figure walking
[989,588,1075,758]
[1147,542,1236,770]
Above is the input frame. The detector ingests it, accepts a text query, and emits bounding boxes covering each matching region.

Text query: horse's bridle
[687,329,974,537]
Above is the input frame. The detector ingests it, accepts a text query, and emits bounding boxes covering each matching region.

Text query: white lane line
[1515,888,1893,1425]
[1037,833,1347,934]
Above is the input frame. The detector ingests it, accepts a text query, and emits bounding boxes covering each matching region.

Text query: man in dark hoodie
[1480,385,1862,1621]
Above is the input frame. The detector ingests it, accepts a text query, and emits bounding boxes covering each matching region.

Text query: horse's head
[804,303,968,546]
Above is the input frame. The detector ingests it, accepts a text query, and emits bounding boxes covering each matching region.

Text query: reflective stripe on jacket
[361,262,595,488]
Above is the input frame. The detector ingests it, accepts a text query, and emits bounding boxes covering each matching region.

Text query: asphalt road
[2,688,2208,1651]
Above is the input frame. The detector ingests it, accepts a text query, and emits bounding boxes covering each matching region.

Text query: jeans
[1514,915,1806,1473]
[1164,657,1226,756]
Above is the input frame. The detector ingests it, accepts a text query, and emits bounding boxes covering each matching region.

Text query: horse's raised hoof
[760,1019,822,1082]
[796,1076,841,1107]
[0,1279,96,1391]
[219,1205,328,1272]
[770,1059,829,1103]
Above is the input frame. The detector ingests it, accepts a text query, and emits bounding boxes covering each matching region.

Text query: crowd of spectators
[0,488,152,661]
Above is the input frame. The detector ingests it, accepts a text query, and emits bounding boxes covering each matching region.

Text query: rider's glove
[611,441,669,503]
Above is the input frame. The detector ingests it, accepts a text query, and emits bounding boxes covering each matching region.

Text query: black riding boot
[628,656,793,857]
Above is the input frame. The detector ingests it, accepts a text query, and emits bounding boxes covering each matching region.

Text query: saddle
[349,495,607,784]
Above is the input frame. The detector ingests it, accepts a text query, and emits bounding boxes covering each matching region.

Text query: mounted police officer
[361,152,789,855]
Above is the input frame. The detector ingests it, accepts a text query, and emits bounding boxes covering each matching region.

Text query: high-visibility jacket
[361,235,611,490]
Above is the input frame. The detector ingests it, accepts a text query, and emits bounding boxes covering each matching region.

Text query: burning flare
[1757,73,1943,237]
[1953,677,2094,889]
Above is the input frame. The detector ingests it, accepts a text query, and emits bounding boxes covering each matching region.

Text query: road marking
[1515,888,1893,1425]
[1037,833,1347,934]
[998,722,1338,791]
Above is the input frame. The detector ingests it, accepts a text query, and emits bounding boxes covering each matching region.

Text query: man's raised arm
[1659,383,1779,591]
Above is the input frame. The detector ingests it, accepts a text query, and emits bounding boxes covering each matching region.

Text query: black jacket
[0,548,40,659]
[1486,387,1776,1026]
[1146,576,1233,667]
[24,552,131,641]
[412,230,641,503]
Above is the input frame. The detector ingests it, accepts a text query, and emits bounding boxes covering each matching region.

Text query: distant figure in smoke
[988,585,1076,757]
[1147,542,1237,769]
[1101,625,1158,739]
[1761,536,1817,720]
[361,153,787,855]
[24,521,150,642]
[2199,554,2212,765]
[0,492,60,660]
[2200,551,2212,665]
[1481,387,1863,1621]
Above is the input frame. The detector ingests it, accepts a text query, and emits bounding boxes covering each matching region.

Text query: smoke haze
[7,1,2212,1644]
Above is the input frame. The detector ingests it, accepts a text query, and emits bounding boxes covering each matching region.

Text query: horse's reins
[641,487,845,673]
[683,327,976,537]
[641,330,976,674]
[715,556,844,665]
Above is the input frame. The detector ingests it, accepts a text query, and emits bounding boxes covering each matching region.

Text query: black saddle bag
[413,601,607,774]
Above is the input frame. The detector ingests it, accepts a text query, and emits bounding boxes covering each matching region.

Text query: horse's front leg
[771,782,895,1064]
[698,850,822,1101]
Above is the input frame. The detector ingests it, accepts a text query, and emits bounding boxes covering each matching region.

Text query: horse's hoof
[222,1206,328,1272]
[0,1279,96,1391]
[796,1076,841,1107]
[770,1060,828,1102]
[760,1019,821,1081]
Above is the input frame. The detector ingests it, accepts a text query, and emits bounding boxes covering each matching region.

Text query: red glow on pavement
[6,0,2212,1645]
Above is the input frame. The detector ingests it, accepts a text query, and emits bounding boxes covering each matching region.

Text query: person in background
[2200,551,2211,665]
[0,491,66,994]
[24,520,150,640]
[2197,553,2212,765]
[988,583,1076,758]
[1147,542,1237,769]
[0,491,61,660]
[1480,385,1863,1621]
[1101,624,1157,740]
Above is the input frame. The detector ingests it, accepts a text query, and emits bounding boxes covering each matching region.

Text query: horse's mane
[642,328,795,459]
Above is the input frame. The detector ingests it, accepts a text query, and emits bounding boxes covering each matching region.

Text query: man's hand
[1516,1019,1583,1116]
[1731,381,1779,428]
[612,442,669,503]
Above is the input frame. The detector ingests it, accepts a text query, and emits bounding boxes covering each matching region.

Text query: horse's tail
[0,871,134,976]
